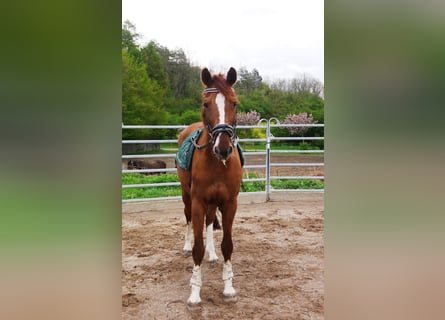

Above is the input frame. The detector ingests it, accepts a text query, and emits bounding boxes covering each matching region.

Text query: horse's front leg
[220,199,238,300]
[188,199,206,307]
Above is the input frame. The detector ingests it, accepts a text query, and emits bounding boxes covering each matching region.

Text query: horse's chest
[192,173,241,199]
[199,175,239,189]
[203,183,237,204]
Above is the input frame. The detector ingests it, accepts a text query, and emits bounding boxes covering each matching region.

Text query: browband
[203,87,219,94]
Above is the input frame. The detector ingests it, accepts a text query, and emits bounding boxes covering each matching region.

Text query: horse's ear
[226,67,237,86]
[201,68,212,86]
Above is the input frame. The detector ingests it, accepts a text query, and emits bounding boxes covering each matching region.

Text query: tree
[238,88,273,119]
[282,112,317,135]
[270,75,324,98]
[236,110,261,125]
[141,41,169,90]
[122,49,167,139]
[122,20,142,63]
[237,67,263,95]
[179,110,201,125]
[155,46,202,114]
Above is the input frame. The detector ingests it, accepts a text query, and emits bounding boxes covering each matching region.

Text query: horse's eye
[203,103,209,108]
[233,103,238,108]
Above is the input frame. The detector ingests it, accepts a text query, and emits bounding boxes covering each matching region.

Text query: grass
[271,178,324,189]
[232,142,324,156]
[122,173,181,199]
[122,172,324,200]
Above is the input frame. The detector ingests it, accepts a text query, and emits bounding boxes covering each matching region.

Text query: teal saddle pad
[176,128,245,171]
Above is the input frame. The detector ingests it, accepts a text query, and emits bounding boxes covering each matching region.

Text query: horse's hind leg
[182,190,193,254]
[220,199,238,300]
[205,205,218,263]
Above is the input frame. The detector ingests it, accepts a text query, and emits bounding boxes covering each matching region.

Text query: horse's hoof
[186,300,201,309]
[223,292,237,302]
[208,257,218,265]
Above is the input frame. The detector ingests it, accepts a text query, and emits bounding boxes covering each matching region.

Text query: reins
[191,88,238,150]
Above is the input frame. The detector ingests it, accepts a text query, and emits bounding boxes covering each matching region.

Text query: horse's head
[200,67,239,162]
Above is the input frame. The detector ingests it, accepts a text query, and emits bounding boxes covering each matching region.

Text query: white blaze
[215,93,226,125]
[214,93,226,151]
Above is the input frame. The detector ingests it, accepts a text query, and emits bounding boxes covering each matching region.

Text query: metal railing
[122,119,324,202]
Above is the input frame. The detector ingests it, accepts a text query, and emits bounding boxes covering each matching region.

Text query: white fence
[122,119,324,202]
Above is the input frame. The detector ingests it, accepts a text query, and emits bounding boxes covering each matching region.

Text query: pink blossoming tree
[282,112,317,135]
[236,110,261,126]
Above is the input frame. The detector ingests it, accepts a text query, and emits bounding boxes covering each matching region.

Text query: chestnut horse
[177,67,243,307]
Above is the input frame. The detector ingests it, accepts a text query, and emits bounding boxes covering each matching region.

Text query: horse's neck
[200,127,211,144]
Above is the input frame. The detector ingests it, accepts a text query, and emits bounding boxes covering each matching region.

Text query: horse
[176,67,243,307]
[127,159,166,175]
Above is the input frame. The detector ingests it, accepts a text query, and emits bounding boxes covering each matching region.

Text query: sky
[122,0,323,83]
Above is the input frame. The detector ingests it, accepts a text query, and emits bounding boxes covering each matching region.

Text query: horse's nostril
[214,145,232,158]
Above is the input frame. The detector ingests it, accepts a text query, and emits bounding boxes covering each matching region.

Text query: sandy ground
[122,192,324,320]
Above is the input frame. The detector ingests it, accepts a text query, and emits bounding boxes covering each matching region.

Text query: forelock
[210,74,233,95]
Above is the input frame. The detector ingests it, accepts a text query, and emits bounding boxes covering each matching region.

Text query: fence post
[259,118,280,201]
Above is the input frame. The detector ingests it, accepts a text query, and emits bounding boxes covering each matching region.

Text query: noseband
[191,88,238,150]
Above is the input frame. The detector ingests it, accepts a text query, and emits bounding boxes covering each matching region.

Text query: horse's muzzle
[214,145,233,160]
[210,124,236,161]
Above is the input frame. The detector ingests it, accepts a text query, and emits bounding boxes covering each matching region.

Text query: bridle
[191,87,238,150]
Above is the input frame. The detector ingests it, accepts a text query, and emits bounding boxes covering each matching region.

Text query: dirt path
[122,192,324,319]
